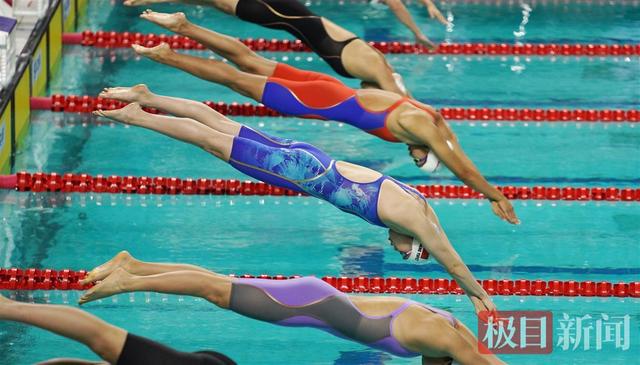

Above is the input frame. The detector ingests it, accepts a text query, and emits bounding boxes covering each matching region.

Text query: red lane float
[269,0,640,5]
[63,31,640,57]
[29,95,640,123]
[0,268,90,290]
[1,172,638,202]
[1,268,638,297]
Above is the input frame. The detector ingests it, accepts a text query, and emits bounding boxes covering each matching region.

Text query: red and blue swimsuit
[261,63,437,143]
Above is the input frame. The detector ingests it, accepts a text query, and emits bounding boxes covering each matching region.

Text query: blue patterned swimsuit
[228,126,425,227]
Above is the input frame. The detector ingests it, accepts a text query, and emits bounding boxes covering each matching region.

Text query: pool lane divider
[0,268,638,297]
[62,31,640,57]
[291,0,640,5]
[0,172,638,202]
[29,95,640,123]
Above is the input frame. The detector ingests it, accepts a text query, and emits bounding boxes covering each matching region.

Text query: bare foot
[132,42,174,62]
[99,84,152,105]
[124,0,169,6]
[92,102,144,125]
[79,268,132,305]
[140,10,188,33]
[80,251,135,286]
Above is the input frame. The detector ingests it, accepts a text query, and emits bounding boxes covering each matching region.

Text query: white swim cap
[416,140,454,173]
[403,238,430,261]
[417,150,441,173]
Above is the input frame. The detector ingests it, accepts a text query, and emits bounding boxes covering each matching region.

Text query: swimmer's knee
[237,63,259,75]
[229,76,264,101]
[89,326,125,363]
[203,281,231,308]
[226,70,245,90]
[200,133,231,157]
[202,143,222,157]
[236,54,269,75]
[211,0,238,14]
[204,291,225,306]
[184,99,216,119]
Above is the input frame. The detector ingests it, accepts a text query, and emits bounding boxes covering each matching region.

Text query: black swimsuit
[235,0,358,78]
[117,333,236,365]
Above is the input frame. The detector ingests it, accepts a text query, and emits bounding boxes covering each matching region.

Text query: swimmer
[78,252,505,365]
[383,0,448,47]
[94,84,496,315]
[0,294,235,365]
[123,0,412,95]
[132,11,519,225]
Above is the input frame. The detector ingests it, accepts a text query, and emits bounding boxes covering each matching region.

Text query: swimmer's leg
[132,43,266,101]
[141,10,276,76]
[340,40,407,95]
[444,323,506,365]
[125,0,239,15]
[98,86,290,146]
[141,11,343,83]
[124,0,174,6]
[0,295,126,364]
[80,251,216,285]
[95,102,306,191]
[94,103,234,161]
[79,268,233,309]
[99,84,242,136]
[36,358,106,365]
[455,323,506,365]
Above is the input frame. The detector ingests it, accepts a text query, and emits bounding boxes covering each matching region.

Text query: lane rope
[62,31,640,57]
[290,0,640,6]
[1,172,638,202]
[30,95,640,123]
[0,268,637,297]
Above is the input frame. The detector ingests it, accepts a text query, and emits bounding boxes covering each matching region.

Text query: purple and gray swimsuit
[229,276,457,357]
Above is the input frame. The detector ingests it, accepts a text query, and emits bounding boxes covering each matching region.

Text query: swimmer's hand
[416,34,437,51]
[470,295,497,321]
[491,198,520,225]
[426,2,449,26]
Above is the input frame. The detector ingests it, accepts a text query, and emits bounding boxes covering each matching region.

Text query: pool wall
[0,0,87,174]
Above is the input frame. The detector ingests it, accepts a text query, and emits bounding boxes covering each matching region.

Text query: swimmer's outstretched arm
[420,0,449,26]
[132,43,265,101]
[0,295,125,364]
[140,10,277,76]
[384,203,495,315]
[384,0,435,49]
[401,113,519,224]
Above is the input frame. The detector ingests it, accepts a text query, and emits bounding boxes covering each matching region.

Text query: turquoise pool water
[1,1,639,364]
